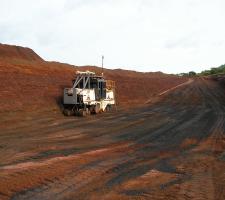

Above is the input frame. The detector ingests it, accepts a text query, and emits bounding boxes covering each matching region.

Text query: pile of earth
[0,43,188,114]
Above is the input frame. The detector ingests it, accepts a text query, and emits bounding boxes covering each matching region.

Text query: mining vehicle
[63,71,115,116]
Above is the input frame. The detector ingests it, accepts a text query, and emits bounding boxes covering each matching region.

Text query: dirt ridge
[0,43,43,62]
[0,44,188,113]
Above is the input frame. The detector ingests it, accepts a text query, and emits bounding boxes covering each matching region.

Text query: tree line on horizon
[178,64,225,77]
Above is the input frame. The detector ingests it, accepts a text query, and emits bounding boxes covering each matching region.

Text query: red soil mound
[0,44,188,113]
[0,43,43,62]
[80,66,187,107]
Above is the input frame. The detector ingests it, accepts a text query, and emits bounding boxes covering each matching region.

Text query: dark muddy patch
[82,159,104,170]
[154,159,177,173]
[0,147,82,167]
[219,152,225,161]
[122,189,149,196]
[30,148,81,159]
[160,174,191,190]
[106,164,151,187]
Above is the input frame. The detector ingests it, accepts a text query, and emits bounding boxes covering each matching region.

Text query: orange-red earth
[0,44,224,200]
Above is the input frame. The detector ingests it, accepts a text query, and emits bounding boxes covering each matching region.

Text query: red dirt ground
[0,44,187,114]
[0,77,224,200]
[2,44,224,200]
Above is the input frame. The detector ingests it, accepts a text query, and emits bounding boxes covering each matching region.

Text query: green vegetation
[200,64,225,76]
[178,71,197,77]
[178,64,225,77]
[188,71,197,76]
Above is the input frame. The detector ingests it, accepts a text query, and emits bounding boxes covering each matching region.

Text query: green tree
[188,71,196,76]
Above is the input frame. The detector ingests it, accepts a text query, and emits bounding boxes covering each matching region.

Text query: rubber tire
[63,109,74,116]
[105,105,111,112]
[78,109,87,117]
[94,104,100,114]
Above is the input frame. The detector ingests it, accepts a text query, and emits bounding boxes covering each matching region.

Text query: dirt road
[0,78,225,200]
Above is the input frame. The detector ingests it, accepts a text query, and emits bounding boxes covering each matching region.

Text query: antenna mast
[101,55,104,77]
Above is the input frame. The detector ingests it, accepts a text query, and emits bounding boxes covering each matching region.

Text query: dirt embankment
[210,74,225,87]
[0,43,43,62]
[0,44,187,113]
[0,78,224,200]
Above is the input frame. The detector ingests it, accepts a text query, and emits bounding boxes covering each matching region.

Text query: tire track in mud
[201,79,225,200]
[1,78,225,200]
[175,78,225,200]
[95,80,219,199]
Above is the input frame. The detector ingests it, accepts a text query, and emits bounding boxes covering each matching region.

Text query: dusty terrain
[0,44,225,199]
[0,78,225,200]
[0,44,186,113]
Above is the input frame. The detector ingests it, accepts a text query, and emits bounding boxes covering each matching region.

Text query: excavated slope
[0,43,43,62]
[0,44,188,114]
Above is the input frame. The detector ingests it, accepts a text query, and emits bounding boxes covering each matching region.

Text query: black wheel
[90,105,96,114]
[78,109,87,117]
[94,104,100,114]
[105,104,112,112]
[63,108,74,116]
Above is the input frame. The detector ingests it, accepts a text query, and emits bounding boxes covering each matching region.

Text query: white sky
[0,0,225,73]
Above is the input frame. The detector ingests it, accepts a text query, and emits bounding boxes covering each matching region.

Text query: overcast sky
[0,0,225,73]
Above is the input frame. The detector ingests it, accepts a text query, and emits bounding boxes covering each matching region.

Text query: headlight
[67,88,73,96]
